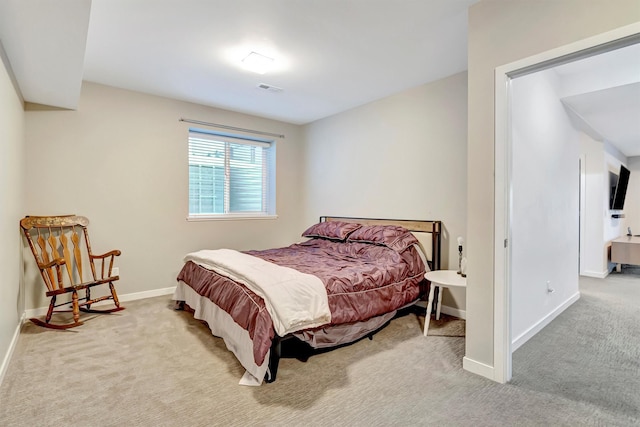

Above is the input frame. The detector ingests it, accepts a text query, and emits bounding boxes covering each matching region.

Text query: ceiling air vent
[257,83,283,93]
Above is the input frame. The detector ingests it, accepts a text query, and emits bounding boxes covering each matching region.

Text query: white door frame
[493,22,640,384]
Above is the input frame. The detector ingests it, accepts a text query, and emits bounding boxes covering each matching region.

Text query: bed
[173,216,442,385]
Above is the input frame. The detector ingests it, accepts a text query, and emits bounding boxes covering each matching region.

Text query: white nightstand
[423,270,467,336]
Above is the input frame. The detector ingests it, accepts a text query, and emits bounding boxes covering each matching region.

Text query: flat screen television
[610,165,630,210]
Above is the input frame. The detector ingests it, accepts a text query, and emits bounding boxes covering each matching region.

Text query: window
[188,129,276,219]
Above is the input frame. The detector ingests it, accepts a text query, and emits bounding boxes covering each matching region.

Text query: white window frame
[187,128,277,221]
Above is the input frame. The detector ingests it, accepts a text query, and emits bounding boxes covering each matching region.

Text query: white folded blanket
[184,249,331,336]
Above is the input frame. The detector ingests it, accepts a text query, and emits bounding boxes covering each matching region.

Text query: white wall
[510,69,580,348]
[24,82,306,310]
[564,92,631,277]
[0,47,25,380]
[580,133,608,276]
[467,0,640,374]
[303,72,468,312]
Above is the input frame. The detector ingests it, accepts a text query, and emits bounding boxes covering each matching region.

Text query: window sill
[186,214,278,222]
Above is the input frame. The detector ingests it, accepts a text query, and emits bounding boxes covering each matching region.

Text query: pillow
[301,221,362,241]
[346,225,419,252]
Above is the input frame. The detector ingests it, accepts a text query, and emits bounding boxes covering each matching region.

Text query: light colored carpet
[512,270,640,422]
[0,273,637,427]
[426,314,465,337]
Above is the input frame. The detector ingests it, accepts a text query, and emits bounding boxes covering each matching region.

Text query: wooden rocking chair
[20,215,125,329]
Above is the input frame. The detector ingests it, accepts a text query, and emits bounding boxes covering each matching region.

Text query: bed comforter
[184,249,331,336]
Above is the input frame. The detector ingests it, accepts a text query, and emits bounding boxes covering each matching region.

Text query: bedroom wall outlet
[546,280,555,294]
[112,267,119,276]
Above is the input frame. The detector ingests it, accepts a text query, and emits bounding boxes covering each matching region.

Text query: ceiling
[0,0,90,109]
[0,0,478,124]
[0,0,638,154]
[555,42,640,157]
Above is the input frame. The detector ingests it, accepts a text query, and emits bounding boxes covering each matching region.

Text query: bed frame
[265,216,442,382]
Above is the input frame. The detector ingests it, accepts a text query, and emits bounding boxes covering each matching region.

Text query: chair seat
[45,277,119,296]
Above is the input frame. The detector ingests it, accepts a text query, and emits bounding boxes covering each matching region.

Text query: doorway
[494,25,640,383]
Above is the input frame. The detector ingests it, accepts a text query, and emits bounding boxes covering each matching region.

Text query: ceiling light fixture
[242,51,274,74]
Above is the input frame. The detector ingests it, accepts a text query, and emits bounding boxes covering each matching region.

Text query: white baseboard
[117,286,176,303]
[414,301,467,320]
[463,356,494,380]
[580,270,608,279]
[439,305,466,320]
[511,291,580,351]
[24,286,177,320]
[0,313,25,388]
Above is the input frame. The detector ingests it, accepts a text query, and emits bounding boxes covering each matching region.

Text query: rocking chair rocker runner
[20,215,125,329]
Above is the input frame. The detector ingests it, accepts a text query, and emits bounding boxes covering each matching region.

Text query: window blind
[188,130,275,217]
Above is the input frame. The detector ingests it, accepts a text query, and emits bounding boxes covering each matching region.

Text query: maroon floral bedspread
[176,238,426,366]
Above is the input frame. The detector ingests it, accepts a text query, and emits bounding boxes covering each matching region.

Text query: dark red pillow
[301,221,362,241]
[346,225,418,252]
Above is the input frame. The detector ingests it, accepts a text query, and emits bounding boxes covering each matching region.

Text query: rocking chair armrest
[40,257,66,269]
[90,249,121,259]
